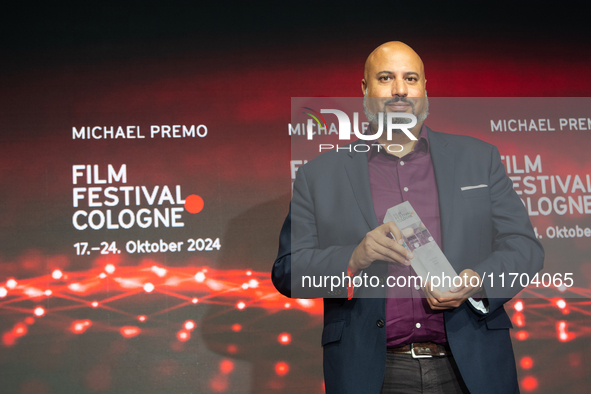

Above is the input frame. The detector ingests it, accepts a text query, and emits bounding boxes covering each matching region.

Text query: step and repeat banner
[1,39,590,394]
[0,71,317,393]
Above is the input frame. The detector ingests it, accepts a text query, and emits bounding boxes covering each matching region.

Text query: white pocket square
[461,184,488,191]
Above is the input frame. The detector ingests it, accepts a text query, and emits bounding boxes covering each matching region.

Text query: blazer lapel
[344,143,379,230]
[427,128,456,253]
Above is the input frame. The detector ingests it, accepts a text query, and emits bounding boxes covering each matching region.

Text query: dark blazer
[272,128,544,394]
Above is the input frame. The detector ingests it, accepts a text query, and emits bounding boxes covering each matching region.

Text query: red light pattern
[0,261,590,393]
[522,376,539,391]
[0,265,588,341]
[14,323,27,336]
[278,333,291,345]
[2,322,29,347]
[176,330,190,342]
[71,319,92,334]
[6,278,18,289]
[275,361,289,376]
[219,359,234,374]
[556,299,566,309]
[520,356,534,370]
[0,261,322,349]
[226,344,237,354]
[509,291,591,343]
[507,293,591,392]
[517,331,530,341]
[184,320,195,330]
[514,313,525,327]
[120,326,141,338]
[556,321,575,342]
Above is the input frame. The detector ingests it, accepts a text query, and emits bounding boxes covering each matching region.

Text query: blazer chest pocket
[460,186,489,199]
[321,320,345,346]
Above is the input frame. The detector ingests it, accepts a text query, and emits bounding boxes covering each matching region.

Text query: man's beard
[363,91,429,130]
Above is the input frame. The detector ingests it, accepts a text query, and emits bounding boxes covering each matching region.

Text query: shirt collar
[368,124,430,161]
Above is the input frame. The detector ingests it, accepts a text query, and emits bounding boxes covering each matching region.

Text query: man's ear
[361,79,367,95]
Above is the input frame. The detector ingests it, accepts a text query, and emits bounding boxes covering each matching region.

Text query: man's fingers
[449,278,465,293]
[370,231,399,251]
[372,224,403,249]
[424,291,464,309]
[423,283,457,309]
[423,283,442,303]
[441,289,468,299]
[384,221,403,245]
[367,230,412,265]
[425,297,454,310]
[424,281,470,310]
[367,239,411,266]
[373,236,413,261]
[353,223,415,269]
[425,284,458,303]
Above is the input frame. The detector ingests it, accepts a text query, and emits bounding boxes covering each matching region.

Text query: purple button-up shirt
[367,125,447,346]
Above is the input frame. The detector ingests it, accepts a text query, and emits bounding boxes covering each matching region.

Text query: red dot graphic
[275,362,289,376]
[520,356,533,369]
[521,376,538,391]
[184,195,204,214]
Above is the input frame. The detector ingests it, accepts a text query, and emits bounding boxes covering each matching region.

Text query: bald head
[362,41,429,143]
[362,41,426,97]
[364,42,424,80]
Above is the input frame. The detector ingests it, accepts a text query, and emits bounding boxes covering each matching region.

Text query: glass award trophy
[383,201,458,293]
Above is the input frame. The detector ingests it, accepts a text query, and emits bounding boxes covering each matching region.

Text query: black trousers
[380,353,471,394]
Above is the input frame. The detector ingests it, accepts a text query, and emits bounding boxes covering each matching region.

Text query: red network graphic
[0,258,322,348]
[0,258,590,393]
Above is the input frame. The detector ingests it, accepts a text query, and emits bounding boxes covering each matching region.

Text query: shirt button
[415,285,420,290]
[416,323,421,329]
[400,161,405,166]
[403,187,409,192]
[376,319,385,328]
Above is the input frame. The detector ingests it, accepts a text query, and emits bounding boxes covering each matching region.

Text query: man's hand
[348,222,413,272]
[423,269,483,310]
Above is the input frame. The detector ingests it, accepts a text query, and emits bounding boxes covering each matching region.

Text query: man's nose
[392,78,408,97]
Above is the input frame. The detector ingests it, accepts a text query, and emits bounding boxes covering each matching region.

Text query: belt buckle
[411,343,432,359]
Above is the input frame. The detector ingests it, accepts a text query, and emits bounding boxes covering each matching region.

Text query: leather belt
[387,342,449,358]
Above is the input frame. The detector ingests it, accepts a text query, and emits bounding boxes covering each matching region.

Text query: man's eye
[379,76,391,81]
[407,77,417,82]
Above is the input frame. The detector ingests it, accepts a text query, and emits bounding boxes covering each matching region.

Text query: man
[272,42,544,393]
